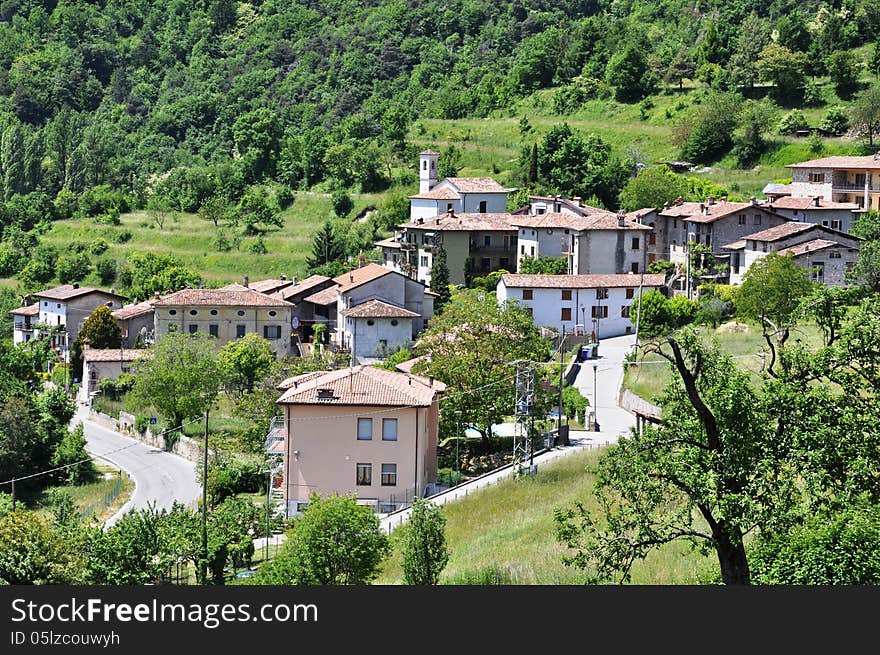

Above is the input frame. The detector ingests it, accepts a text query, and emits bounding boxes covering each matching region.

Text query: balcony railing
[468,244,516,253]
[832,182,880,192]
[265,415,284,454]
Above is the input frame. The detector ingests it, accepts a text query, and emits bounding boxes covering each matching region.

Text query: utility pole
[633,272,644,353]
[201,409,209,584]
[513,360,536,477]
[592,363,599,432]
[558,325,565,434]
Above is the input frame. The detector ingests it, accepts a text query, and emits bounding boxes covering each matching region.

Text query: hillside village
[8,149,878,527]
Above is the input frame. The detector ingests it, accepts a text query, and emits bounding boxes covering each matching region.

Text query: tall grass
[376,449,715,585]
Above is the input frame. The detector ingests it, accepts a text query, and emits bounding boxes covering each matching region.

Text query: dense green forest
[0,0,878,296]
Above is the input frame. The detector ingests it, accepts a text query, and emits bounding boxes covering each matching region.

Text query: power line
[0,414,205,489]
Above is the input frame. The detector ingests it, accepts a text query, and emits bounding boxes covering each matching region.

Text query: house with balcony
[10,302,38,345]
[380,210,519,287]
[274,365,445,516]
[28,284,127,364]
[153,284,295,357]
[261,274,336,344]
[409,150,512,220]
[786,153,880,211]
[497,273,666,339]
[722,222,860,286]
[511,210,651,275]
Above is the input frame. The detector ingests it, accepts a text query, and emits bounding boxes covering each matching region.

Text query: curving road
[76,406,202,527]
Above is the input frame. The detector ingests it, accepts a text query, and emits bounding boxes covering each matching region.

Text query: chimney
[675,196,684,206]
[154,291,161,299]
[573,196,582,206]
[242,275,249,288]
[707,195,715,205]
[699,203,706,214]
[82,338,90,351]
[292,276,298,285]
[72,283,80,289]
[662,201,670,209]
[417,217,424,224]
[349,273,354,282]
[109,288,115,295]
[720,196,727,202]
[617,214,626,227]
[280,274,287,281]
[750,197,757,206]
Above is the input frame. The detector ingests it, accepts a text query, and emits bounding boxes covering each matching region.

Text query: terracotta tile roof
[303,286,340,306]
[721,240,747,251]
[743,222,816,242]
[273,275,333,301]
[10,302,38,316]
[500,273,665,289]
[763,197,860,211]
[154,286,293,307]
[400,212,519,232]
[333,263,393,291]
[83,349,150,363]
[394,356,427,374]
[278,370,330,390]
[626,208,657,222]
[409,186,461,200]
[446,177,509,193]
[528,195,606,216]
[511,212,651,231]
[339,299,419,319]
[34,285,126,301]
[787,155,880,170]
[112,301,155,320]
[276,365,445,406]
[248,278,295,294]
[777,239,847,257]
[661,200,776,224]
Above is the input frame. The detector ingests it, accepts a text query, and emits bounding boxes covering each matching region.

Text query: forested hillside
[0,0,878,296]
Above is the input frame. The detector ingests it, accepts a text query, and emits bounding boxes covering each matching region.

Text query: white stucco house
[409,150,512,220]
[497,273,666,340]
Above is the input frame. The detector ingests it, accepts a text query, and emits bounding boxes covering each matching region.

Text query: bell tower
[419,149,440,194]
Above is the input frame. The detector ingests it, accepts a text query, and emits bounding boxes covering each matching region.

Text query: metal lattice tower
[512,360,536,477]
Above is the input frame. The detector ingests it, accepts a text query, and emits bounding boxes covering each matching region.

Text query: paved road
[573,334,638,445]
[76,406,201,527]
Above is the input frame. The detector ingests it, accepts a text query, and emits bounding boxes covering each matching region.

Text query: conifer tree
[306,221,345,271]
[429,242,451,313]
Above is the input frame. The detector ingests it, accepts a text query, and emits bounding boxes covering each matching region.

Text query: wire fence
[77,472,128,520]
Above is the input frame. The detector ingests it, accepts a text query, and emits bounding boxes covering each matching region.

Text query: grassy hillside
[622,321,825,403]
[35,191,392,290]
[376,448,716,585]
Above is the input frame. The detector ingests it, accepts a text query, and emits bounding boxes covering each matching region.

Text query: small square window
[382,418,398,441]
[356,463,372,486]
[625,288,635,299]
[522,289,533,300]
[561,289,572,301]
[381,463,397,486]
[561,307,572,321]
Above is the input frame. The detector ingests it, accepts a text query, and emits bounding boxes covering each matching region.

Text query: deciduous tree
[402,498,449,585]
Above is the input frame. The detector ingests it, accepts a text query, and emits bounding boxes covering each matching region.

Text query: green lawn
[623,320,825,404]
[376,448,716,585]
[31,190,395,290]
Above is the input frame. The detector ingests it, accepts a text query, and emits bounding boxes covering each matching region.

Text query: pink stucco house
[275,365,445,516]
